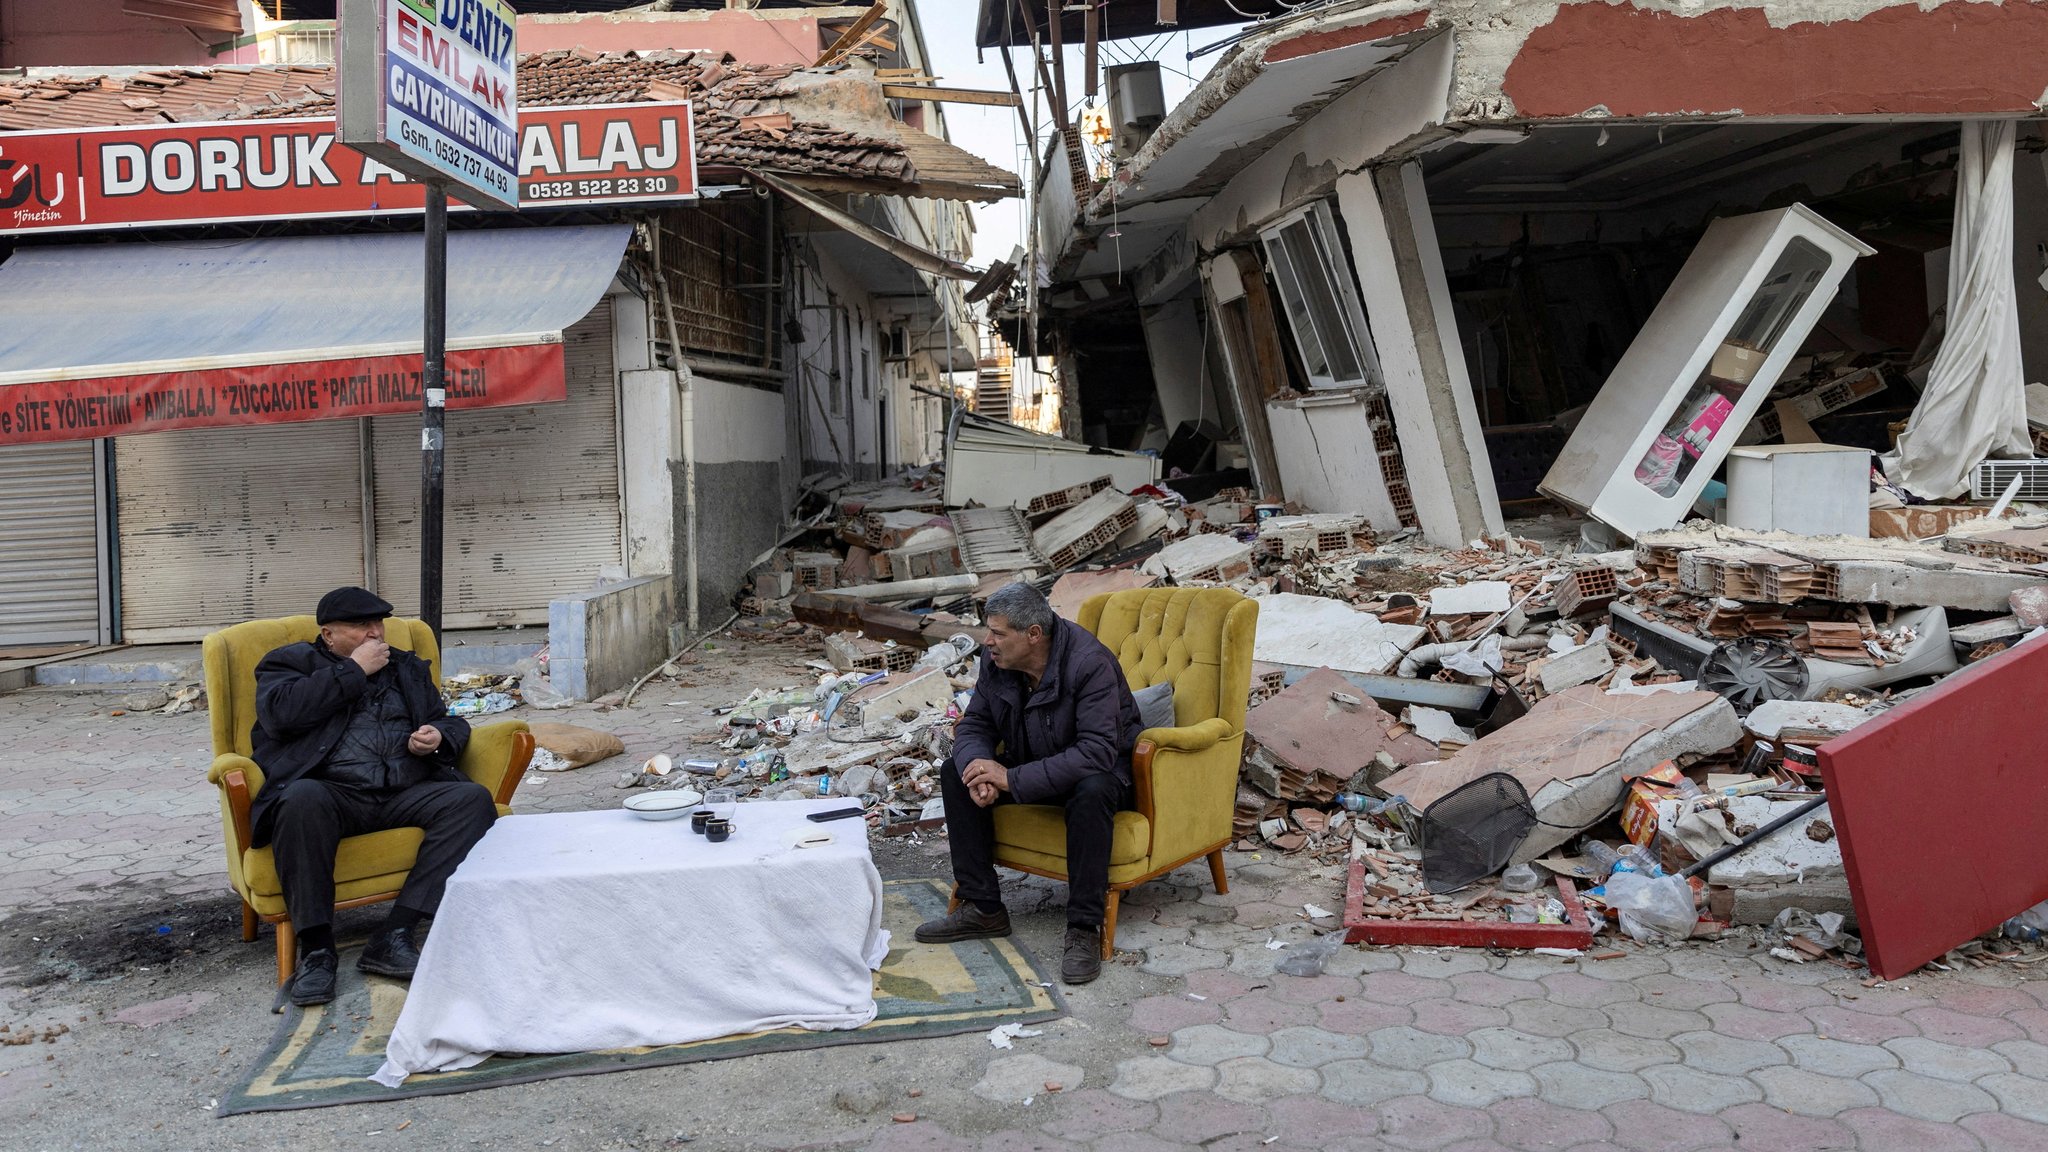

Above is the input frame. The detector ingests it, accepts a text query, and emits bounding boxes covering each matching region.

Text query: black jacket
[953,617,1141,805]
[249,639,470,843]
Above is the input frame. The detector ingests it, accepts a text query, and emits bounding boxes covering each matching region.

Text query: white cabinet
[1539,205,1874,537]
[1726,444,1873,538]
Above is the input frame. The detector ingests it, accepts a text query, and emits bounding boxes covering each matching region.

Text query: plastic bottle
[1500,863,1542,893]
[1619,843,1663,877]
[2003,899,2048,942]
[1581,840,1623,882]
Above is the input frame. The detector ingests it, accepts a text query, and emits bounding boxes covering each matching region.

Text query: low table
[374,798,888,1085]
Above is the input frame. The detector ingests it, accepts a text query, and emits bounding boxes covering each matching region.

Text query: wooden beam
[1047,1,1069,128]
[881,84,1022,107]
[813,1,886,67]
[1085,2,1101,100]
[1009,0,1067,135]
[1158,0,1180,24]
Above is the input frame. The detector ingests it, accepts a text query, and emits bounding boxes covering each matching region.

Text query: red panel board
[1820,638,2048,980]
[0,343,563,446]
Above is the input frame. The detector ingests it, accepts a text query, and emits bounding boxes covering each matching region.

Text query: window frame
[1258,201,1384,392]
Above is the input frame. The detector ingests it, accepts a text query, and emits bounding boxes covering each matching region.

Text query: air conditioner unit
[1971,458,2048,500]
[1106,62,1166,159]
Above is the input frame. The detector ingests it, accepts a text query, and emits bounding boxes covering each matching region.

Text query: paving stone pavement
[6,660,2048,1150]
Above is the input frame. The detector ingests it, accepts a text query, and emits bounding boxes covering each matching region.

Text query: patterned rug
[220,878,1063,1114]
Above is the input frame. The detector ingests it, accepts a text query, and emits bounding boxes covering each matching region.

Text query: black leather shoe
[288,948,339,1006]
[1062,925,1103,985]
[358,925,422,979]
[914,903,1012,944]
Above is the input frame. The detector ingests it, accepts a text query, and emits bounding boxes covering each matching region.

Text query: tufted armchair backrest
[202,615,440,760]
[1078,587,1259,733]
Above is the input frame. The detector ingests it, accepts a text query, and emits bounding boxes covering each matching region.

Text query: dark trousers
[941,756,1130,927]
[265,777,497,939]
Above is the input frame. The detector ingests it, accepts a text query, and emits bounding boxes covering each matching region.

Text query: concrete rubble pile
[674,453,2048,964]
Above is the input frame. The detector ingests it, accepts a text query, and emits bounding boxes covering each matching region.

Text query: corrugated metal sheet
[117,421,363,641]
[0,441,101,646]
[372,300,621,627]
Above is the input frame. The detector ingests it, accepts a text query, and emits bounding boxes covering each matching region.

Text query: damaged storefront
[0,45,1014,659]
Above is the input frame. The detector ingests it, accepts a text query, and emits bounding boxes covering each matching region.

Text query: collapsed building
[651,0,2048,977]
[986,0,2048,549]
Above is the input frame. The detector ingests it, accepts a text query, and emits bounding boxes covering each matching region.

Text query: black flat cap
[317,586,394,625]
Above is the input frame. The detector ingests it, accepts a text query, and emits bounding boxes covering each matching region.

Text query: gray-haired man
[914,583,1142,984]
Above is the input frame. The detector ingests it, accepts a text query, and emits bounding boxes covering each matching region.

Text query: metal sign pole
[420,184,448,638]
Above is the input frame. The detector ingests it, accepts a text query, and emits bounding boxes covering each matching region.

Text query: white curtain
[1892,120,2031,500]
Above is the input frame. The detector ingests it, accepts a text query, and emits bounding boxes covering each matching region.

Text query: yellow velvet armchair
[988,586,1259,958]
[202,615,534,984]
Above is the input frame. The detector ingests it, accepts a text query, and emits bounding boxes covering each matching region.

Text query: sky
[914,5,1249,267]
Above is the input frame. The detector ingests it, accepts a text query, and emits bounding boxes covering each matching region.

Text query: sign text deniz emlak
[338,0,520,210]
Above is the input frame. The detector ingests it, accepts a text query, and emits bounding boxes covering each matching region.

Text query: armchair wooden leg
[274,920,296,987]
[240,901,258,943]
[1101,890,1121,960]
[1207,848,1229,896]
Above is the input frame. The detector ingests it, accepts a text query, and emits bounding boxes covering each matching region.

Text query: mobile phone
[806,807,865,823]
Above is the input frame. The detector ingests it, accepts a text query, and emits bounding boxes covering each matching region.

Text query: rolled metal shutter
[0,441,103,647]
[115,422,364,641]
[372,298,621,627]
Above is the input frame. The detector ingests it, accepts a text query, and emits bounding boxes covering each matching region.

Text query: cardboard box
[1868,505,1990,540]
[1621,760,1688,847]
[1709,341,1766,386]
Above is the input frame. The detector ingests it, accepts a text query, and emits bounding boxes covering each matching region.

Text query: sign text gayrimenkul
[336,0,521,210]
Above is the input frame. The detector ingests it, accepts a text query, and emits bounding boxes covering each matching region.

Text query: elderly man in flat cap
[253,586,495,1007]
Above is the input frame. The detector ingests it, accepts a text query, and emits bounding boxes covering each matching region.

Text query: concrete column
[2014,131,2048,385]
[1139,297,1213,436]
[1334,165,1503,547]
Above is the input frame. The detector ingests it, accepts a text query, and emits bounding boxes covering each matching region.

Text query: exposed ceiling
[1419,121,1944,213]
[1109,32,1418,209]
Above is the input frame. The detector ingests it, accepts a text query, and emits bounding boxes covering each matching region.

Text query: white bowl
[623,792,701,821]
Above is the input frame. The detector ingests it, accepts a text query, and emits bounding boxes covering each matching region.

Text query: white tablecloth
[373,798,888,1086]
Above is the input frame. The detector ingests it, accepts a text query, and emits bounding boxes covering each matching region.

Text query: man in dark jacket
[254,586,495,1007]
[913,582,1141,984]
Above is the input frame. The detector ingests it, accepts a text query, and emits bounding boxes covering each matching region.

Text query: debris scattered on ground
[616,450,2046,975]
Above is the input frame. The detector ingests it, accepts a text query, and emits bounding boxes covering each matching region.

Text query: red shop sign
[0,101,695,235]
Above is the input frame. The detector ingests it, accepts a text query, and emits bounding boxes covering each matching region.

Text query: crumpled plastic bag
[511,657,573,709]
[1275,933,1345,977]
[1772,906,1853,952]
[1604,871,1697,943]
[1442,634,1504,678]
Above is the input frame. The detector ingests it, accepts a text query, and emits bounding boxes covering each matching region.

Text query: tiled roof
[0,50,1012,196]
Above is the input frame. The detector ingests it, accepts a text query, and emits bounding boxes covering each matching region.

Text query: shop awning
[0,224,631,445]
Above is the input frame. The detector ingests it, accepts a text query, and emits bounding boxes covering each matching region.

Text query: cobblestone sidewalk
[4,653,2047,1151]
